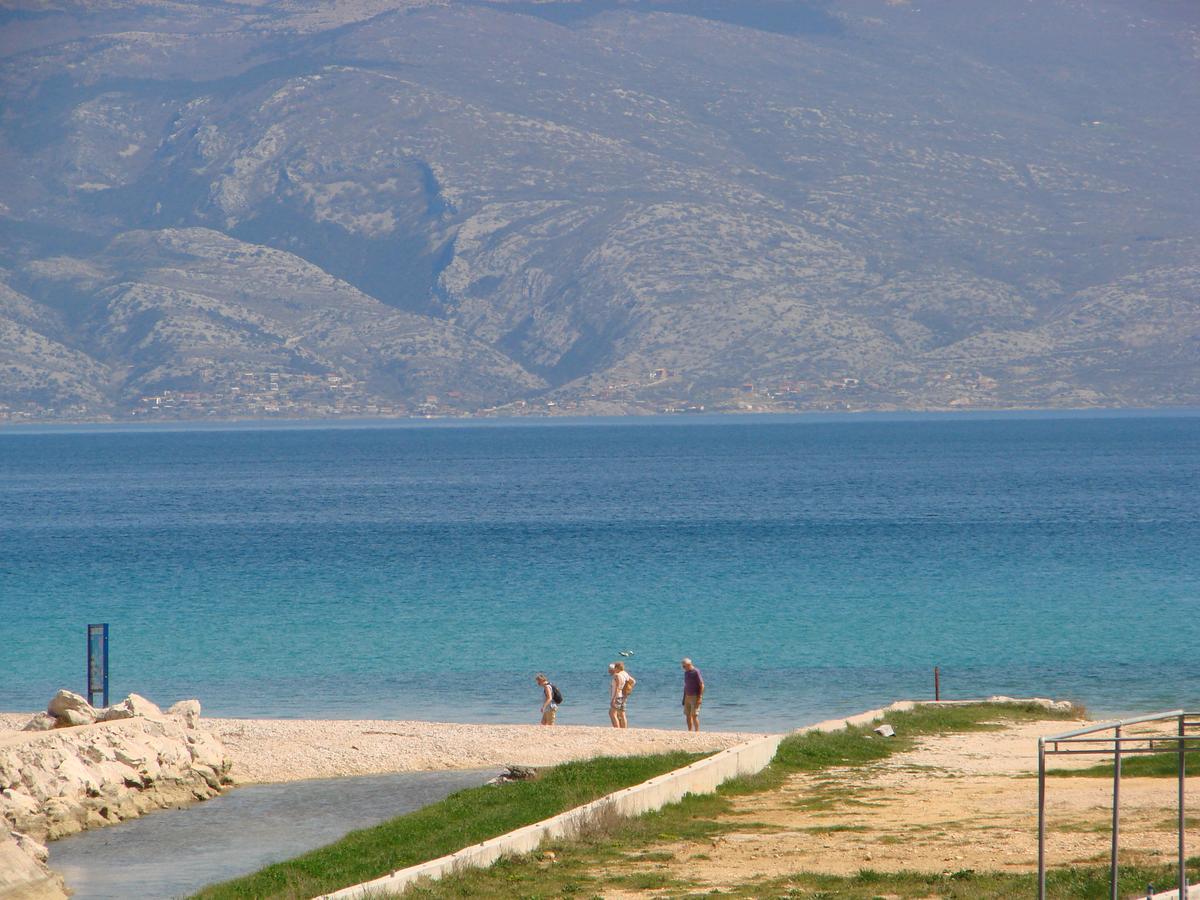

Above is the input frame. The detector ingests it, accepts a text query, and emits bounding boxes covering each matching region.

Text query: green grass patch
[191,751,706,900]
[405,852,1200,899]
[771,701,1078,776]
[1050,745,1200,779]
[727,859,1200,899]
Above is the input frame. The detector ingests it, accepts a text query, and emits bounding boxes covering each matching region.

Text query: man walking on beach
[609,662,634,728]
[681,658,704,731]
[535,673,558,725]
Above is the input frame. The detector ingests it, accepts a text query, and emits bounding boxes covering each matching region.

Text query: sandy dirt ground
[607,718,1199,892]
[0,713,762,784]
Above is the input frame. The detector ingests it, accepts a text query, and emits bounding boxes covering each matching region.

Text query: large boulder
[46,690,96,723]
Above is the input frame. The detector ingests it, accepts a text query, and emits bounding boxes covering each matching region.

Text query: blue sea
[1,412,1197,732]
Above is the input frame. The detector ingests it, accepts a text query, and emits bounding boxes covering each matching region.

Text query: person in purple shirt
[681,658,704,731]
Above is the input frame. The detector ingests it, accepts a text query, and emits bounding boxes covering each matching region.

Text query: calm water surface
[49,769,490,899]
[2,413,1197,731]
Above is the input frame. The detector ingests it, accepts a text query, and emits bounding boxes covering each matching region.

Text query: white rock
[54,708,95,728]
[168,700,201,727]
[100,693,164,721]
[0,711,231,845]
[125,694,164,719]
[22,714,57,732]
[12,831,49,864]
[48,690,97,721]
[0,831,66,899]
[1050,700,1074,713]
[2,790,39,818]
[114,748,147,768]
[874,724,896,738]
[98,705,135,722]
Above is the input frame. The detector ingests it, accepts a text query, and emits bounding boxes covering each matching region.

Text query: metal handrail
[1037,710,1196,900]
[1042,710,1186,743]
[1048,735,1200,745]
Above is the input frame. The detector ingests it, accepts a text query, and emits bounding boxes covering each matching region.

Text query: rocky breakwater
[0,690,232,900]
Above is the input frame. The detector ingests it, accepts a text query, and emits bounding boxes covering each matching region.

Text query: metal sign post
[87,623,109,708]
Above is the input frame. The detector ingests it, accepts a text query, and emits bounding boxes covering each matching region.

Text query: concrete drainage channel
[319,697,1069,899]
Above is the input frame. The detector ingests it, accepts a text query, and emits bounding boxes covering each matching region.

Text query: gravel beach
[205,719,765,784]
[0,713,764,785]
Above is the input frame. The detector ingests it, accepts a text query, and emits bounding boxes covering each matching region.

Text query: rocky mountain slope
[1,0,1198,420]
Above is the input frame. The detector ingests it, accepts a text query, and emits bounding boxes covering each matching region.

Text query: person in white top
[535,673,557,726]
[609,661,634,728]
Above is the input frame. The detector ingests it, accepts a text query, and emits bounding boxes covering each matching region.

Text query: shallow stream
[49,769,491,899]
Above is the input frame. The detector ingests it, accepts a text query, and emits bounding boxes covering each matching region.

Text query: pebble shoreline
[1,713,764,785]
[205,718,765,784]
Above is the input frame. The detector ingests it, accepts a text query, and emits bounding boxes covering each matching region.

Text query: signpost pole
[87,624,109,708]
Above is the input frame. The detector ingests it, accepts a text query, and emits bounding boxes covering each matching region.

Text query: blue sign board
[87,623,108,708]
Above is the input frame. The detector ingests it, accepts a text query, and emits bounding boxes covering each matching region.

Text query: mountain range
[2,0,1198,421]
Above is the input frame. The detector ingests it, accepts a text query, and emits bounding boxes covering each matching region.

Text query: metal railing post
[1039,709,1196,898]
[1111,725,1122,900]
[1180,713,1187,900]
[1039,737,1047,900]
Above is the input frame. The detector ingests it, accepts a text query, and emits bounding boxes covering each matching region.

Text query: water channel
[49,769,492,899]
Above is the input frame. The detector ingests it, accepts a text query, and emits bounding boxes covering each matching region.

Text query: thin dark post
[934,666,940,702]
[1180,714,1187,900]
[86,623,109,708]
[1038,737,1047,900]
[1111,725,1122,900]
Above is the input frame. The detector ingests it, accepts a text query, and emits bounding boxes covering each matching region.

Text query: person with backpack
[535,673,561,725]
[609,661,635,728]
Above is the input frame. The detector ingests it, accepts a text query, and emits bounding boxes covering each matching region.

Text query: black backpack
[550,683,564,705]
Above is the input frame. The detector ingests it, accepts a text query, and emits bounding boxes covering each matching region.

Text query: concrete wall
[1149,884,1200,900]
[318,733,783,899]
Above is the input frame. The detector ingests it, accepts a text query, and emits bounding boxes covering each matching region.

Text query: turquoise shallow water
[1,413,1197,731]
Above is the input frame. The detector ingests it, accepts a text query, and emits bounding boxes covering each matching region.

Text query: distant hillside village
[0,366,1055,425]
